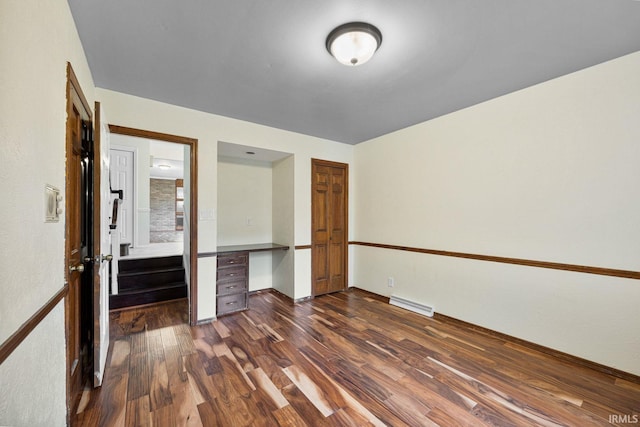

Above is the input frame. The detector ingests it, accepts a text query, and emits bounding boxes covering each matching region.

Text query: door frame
[108,125,199,325]
[64,62,94,417]
[311,158,349,296]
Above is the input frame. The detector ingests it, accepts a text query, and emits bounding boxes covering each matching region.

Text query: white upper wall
[217,157,273,246]
[0,0,95,425]
[353,51,640,375]
[218,157,275,291]
[356,51,640,270]
[272,156,296,297]
[0,0,95,344]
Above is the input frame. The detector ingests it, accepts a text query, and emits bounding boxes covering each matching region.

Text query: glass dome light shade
[326,22,382,66]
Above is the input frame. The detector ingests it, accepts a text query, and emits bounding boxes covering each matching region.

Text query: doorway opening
[108,125,198,325]
[110,138,186,257]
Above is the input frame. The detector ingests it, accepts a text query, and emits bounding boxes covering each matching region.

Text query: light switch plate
[199,208,216,221]
[45,184,61,222]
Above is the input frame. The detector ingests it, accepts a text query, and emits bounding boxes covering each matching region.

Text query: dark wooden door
[312,159,348,296]
[65,64,94,415]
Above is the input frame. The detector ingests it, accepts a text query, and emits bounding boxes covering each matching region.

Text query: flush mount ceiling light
[326,22,382,66]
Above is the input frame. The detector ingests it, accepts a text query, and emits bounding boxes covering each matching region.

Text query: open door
[92,101,111,386]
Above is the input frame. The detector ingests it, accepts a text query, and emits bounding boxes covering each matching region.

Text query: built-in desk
[215,243,289,316]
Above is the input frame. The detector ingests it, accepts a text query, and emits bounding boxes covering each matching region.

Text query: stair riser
[110,286,187,310]
[119,255,183,273]
[119,271,185,291]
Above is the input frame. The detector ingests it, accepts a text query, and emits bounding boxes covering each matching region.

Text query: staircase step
[119,255,183,273]
[112,255,187,310]
[118,268,186,292]
[109,282,187,310]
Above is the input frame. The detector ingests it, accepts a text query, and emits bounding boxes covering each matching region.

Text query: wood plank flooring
[73,289,640,426]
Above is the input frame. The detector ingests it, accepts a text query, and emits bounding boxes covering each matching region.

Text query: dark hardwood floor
[73,289,640,426]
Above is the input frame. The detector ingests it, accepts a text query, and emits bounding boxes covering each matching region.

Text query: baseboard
[196,316,216,325]
[261,288,294,302]
[257,288,316,304]
[347,286,389,303]
[108,297,187,313]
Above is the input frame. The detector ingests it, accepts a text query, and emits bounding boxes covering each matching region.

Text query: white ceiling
[150,158,183,180]
[68,0,640,145]
[218,142,291,163]
[150,140,184,179]
[150,140,184,161]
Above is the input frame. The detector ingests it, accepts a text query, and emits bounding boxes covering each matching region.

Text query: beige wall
[272,156,296,297]
[353,52,640,376]
[217,157,273,246]
[218,156,274,291]
[0,0,95,425]
[96,88,355,318]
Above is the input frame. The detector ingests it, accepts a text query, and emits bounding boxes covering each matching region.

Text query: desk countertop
[215,243,290,254]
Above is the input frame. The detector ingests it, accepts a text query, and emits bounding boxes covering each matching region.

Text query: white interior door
[109,148,135,246]
[94,103,111,386]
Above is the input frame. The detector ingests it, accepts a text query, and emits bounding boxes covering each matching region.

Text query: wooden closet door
[312,159,348,296]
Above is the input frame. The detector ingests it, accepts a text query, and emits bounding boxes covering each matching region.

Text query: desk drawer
[216,251,249,316]
[216,279,247,296]
[217,292,247,316]
[217,265,246,281]
[217,253,248,268]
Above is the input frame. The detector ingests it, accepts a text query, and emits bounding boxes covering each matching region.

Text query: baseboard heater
[389,295,435,317]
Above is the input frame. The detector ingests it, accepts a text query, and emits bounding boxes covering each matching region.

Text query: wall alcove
[216,142,295,309]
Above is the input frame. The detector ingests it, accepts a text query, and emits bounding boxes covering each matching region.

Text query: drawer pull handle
[226,301,237,305]
[229,273,235,276]
[226,285,236,289]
